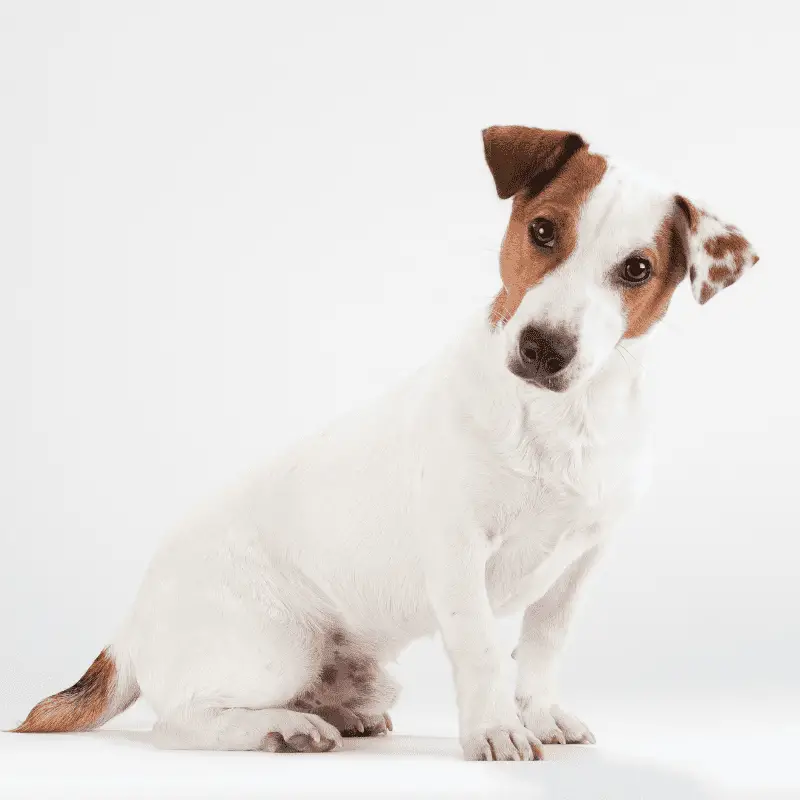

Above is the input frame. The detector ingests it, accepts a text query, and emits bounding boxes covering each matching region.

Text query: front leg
[515,545,600,745]
[423,522,543,761]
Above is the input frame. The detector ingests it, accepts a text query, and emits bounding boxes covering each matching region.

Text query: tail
[12,647,140,733]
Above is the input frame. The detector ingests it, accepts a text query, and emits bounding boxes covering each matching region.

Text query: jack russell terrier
[14,126,758,760]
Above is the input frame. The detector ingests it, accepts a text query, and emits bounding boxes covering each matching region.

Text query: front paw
[516,698,595,745]
[461,722,544,761]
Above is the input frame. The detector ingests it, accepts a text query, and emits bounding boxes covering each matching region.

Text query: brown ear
[482,125,586,199]
[675,196,759,304]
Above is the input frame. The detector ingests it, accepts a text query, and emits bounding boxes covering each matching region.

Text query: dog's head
[483,125,758,392]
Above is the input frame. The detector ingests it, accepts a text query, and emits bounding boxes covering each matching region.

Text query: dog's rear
[12,649,139,733]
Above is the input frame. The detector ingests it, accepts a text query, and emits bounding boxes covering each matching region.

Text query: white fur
[109,163,683,759]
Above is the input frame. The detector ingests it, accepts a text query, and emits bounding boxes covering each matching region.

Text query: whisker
[617,343,640,366]
[614,344,633,373]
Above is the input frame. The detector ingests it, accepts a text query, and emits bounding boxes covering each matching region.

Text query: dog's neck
[445,312,651,455]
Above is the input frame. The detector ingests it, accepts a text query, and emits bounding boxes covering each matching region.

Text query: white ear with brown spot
[676,196,759,305]
[482,125,586,200]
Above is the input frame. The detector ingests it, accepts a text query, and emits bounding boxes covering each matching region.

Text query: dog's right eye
[529,218,556,248]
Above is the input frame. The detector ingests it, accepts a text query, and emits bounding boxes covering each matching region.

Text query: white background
[1,1,798,797]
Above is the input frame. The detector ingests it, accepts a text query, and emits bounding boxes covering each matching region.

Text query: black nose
[514,325,577,387]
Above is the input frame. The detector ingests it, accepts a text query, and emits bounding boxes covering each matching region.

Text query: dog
[13,126,758,760]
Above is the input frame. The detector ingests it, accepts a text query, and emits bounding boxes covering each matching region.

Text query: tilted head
[483,125,759,392]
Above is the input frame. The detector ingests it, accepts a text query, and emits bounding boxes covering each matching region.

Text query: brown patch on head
[622,208,688,339]
[13,650,119,733]
[623,194,758,330]
[489,146,608,326]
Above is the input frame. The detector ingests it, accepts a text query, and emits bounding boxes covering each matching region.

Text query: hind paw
[260,712,343,753]
[316,706,393,737]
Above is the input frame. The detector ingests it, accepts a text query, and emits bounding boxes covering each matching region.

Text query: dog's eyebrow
[583,171,622,247]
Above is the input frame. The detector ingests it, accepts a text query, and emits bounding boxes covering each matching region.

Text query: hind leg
[146,623,345,753]
[287,629,399,738]
[150,628,395,749]
[132,587,348,752]
[131,565,398,751]
[153,706,343,752]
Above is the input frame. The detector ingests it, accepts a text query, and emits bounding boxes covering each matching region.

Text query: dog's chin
[507,360,575,394]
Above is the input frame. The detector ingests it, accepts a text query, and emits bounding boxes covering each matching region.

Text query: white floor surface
[2,694,798,799]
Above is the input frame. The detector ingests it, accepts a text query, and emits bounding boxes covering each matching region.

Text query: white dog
[14,126,758,760]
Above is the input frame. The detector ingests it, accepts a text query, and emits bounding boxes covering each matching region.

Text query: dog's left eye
[529,218,556,248]
[620,256,652,285]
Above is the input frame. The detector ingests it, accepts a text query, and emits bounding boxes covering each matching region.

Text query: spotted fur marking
[677,196,758,304]
[287,629,398,736]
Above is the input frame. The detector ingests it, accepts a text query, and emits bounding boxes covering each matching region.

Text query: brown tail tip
[12,650,116,733]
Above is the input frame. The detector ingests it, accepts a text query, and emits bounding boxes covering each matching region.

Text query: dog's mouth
[506,358,571,393]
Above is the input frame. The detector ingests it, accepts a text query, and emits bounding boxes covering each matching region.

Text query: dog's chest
[482,393,647,612]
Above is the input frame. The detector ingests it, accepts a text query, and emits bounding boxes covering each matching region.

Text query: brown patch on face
[622,209,688,339]
[13,650,121,733]
[490,149,607,326]
[700,282,714,305]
